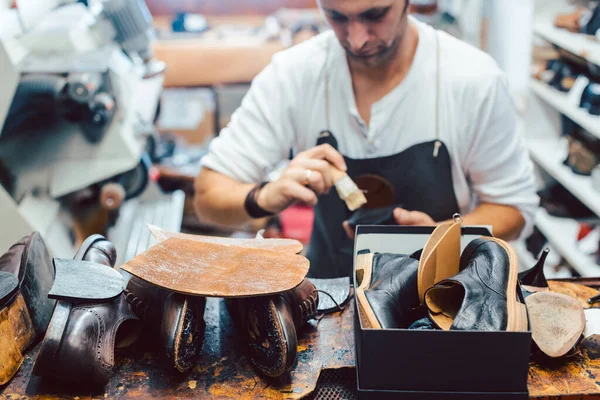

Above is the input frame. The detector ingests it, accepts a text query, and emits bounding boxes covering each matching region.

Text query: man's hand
[343,207,436,240]
[256,144,347,214]
[392,207,435,226]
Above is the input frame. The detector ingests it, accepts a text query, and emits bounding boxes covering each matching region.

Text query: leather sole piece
[166,295,206,373]
[417,221,461,302]
[355,253,382,329]
[244,297,296,378]
[527,292,585,357]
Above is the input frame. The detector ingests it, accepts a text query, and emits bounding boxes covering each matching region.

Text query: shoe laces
[298,290,319,323]
[124,289,149,319]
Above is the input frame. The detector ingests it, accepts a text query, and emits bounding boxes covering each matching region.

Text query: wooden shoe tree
[121,237,309,298]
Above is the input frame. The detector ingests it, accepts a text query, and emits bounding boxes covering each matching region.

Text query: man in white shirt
[194,0,539,278]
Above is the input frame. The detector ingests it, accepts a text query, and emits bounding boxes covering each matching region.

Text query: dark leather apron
[306,30,461,278]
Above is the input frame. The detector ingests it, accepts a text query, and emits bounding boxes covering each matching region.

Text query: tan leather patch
[148,224,303,254]
[0,293,34,385]
[121,237,309,297]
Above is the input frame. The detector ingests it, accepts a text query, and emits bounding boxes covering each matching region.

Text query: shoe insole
[49,259,124,301]
[148,224,303,254]
[425,283,464,331]
[121,237,309,298]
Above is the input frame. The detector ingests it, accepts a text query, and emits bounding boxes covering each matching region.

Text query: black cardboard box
[352,225,532,399]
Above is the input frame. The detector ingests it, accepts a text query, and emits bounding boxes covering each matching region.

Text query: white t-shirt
[202,17,539,238]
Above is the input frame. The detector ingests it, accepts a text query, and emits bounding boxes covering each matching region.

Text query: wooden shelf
[535,209,600,277]
[527,136,600,218]
[530,80,600,139]
[535,19,600,66]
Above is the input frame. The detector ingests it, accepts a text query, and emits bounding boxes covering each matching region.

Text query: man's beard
[344,37,400,68]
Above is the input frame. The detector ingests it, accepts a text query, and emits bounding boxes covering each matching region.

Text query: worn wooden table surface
[4,281,600,399]
[1,297,355,399]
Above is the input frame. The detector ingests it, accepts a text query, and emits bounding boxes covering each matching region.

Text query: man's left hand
[343,207,436,240]
[392,207,435,226]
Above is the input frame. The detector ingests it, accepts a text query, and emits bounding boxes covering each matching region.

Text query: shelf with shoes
[534,208,600,277]
[530,79,600,140]
[534,18,600,67]
[526,135,600,218]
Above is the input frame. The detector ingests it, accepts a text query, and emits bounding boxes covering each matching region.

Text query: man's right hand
[256,144,347,214]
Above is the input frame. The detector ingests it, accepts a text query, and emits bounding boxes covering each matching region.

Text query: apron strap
[433,30,441,157]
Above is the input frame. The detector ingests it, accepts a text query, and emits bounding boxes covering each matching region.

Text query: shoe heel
[355,253,381,329]
[31,301,70,377]
[163,294,205,373]
[245,297,297,378]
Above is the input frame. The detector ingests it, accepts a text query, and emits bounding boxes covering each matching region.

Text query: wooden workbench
[3,282,600,399]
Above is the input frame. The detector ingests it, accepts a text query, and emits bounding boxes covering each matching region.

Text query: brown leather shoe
[0,232,55,385]
[0,232,55,336]
[32,235,140,386]
[124,276,206,372]
[230,279,319,378]
[0,272,35,385]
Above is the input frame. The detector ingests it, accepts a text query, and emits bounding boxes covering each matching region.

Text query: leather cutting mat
[148,224,303,254]
[121,237,309,297]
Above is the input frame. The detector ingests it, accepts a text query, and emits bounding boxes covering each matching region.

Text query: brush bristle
[345,190,367,211]
[333,174,368,211]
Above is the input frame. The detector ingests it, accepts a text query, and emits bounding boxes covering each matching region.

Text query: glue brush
[330,165,367,211]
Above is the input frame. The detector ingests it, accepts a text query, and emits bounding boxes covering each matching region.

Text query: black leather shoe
[229,278,318,378]
[32,235,140,386]
[124,276,206,372]
[425,237,528,331]
[355,253,420,329]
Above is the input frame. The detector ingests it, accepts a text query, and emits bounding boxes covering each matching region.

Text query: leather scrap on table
[148,224,304,254]
[311,277,351,314]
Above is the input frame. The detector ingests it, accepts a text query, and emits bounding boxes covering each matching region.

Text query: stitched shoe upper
[426,239,511,331]
[364,253,420,329]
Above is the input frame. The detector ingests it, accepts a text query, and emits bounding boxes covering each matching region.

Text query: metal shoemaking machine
[0,0,183,264]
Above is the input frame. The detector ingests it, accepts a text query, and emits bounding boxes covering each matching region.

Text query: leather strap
[244,182,275,218]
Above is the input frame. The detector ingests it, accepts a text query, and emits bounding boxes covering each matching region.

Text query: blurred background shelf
[535,208,600,277]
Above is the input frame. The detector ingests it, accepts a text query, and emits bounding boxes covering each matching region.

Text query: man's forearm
[194,168,255,229]
[458,203,526,241]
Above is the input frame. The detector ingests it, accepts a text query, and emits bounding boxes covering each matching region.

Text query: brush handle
[330,165,347,182]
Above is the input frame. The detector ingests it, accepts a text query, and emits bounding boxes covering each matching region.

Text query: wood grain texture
[1,297,354,399]
[148,224,303,254]
[549,281,600,310]
[121,237,309,297]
